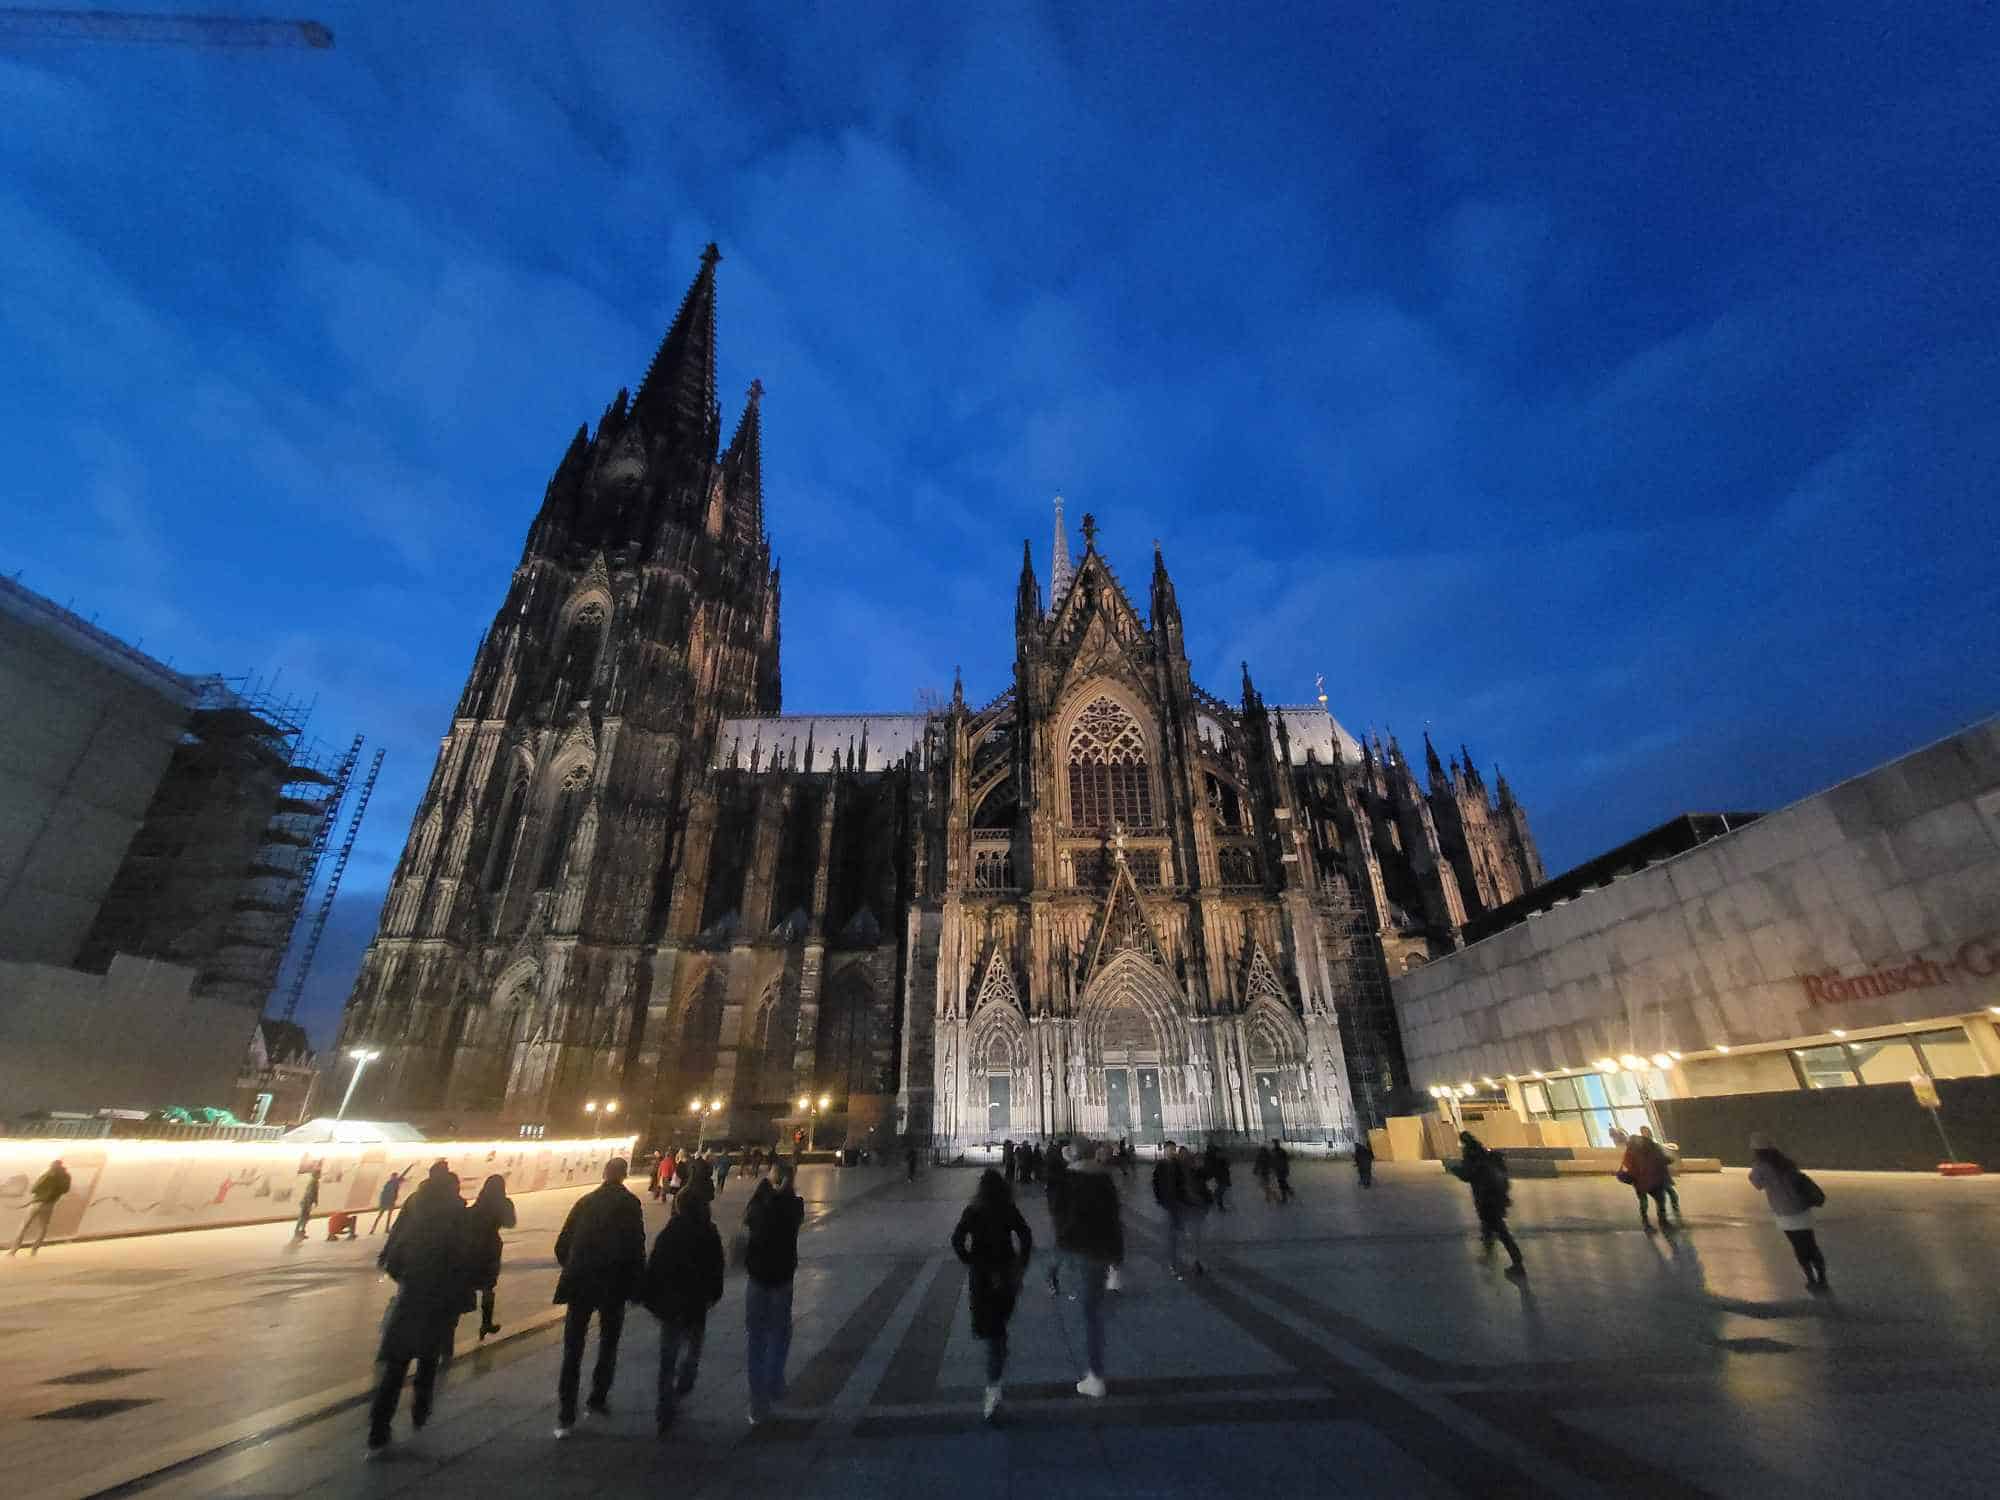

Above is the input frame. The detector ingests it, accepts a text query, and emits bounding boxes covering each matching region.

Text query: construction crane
[279,745,383,1023]
[0,9,333,48]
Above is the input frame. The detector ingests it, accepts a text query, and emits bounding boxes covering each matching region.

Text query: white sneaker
[1075,1373,1107,1399]
[553,1424,573,1440]
[983,1384,1002,1420]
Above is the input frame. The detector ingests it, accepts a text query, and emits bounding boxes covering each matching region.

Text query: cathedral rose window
[1066,695,1154,831]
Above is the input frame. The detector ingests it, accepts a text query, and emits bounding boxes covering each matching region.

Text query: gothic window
[1205,773,1242,829]
[557,603,606,702]
[751,985,794,1102]
[1126,850,1163,887]
[537,763,590,888]
[972,847,1014,890]
[1066,695,1154,831]
[485,777,529,892]
[816,972,882,1098]
[1219,845,1259,887]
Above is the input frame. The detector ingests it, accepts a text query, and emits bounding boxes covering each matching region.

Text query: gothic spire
[633,243,722,457]
[722,378,765,546]
[1016,539,1041,630]
[1423,730,1447,792]
[1149,538,1181,632]
[1048,494,1074,616]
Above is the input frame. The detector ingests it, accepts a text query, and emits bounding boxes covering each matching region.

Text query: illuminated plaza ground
[6,1161,1998,1499]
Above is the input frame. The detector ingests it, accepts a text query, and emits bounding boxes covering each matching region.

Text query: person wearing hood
[1452,1131,1525,1277]
[468,1175,517,1340]
[551,1158,646,1437]
[643,1184,725,1434]
[367,1170,475,1456]
[951,1168,1033,1420]
[1064,1144,1125,1399]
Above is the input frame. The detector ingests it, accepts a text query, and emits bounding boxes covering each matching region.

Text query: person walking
[1001,1139,1016,1184]
[1204,1142,1232,1212]
[643,1183,725,1435]
[1066,1144,1124,1398]
[1253,1143,1275,1204]
[1271,1140,1294,1204]
[1619,1126,1674,1232]
[1152,1140,1186,1277]
[742,1157,806,1424]
[369,1170,407,1235]
[1177,1144,1213,1276]
[1045,1142,1073,1297]
[1453,1132,1526,1278]
[10,1159,72,1256]
[367,1169,476,1457]
[290,1165,320,1243]
[951,1167,1033,1420]
[905,1145,919,1182]
[1648,1127,1682,1221]
[468,1174,516,1340]
[1748,1134,1828,1292]
[715,1150,733,1194]
[1353,1138,1375,1188]
[551,1157,646,1437]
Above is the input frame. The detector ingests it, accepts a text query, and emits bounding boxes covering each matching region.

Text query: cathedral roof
[715,713,929,773]
[1272,705,1363,766]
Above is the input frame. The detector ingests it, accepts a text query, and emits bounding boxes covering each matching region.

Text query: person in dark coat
[552,1158,646,1435]
[951,1168,1033,1420]
[1204,1143,1232,1212]
[1045,1142,1073,1296]
[1270,1140,1293,1203]
[1001,1139,1016,1183]
[1353,1138,1375,1188]
[11,1159,72,1256]
[1152,1142,1193,1278]
[290,1165,320,1243]
[643,1184,725,1434]
[468,1174,516,1339]
[742,1157,806,1423]
[1253,1144,1275,1203]
[1452,1132,1525,1277]
[1065,1145,1124,1398]
[1619,1127,1674,1231]
[367,1170,475,1455]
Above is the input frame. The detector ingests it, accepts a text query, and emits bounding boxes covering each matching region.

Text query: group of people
[1252,1139,1295,1202]
[646,1146,748,1200]
[1450,1126,1833,1290]
[366,1163,517,1453]
[1151,1140,1228,1277]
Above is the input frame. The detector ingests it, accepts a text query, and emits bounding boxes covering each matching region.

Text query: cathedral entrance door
[1254,1072,1284,1141]
[1135,1068,1165,1143]
[1104,1069,1132,1136]
[986,1075,1011,1142]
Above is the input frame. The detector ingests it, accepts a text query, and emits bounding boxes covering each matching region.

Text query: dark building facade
[337,249,1544,1151]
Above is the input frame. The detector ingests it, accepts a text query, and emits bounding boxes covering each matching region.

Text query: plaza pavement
[6,1158,1999,1499]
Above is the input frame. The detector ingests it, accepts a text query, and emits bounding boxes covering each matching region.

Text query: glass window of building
[1848,1036,1923,1085]
[1792,1043,1858,1089]
[1522,1082,1549,1115]
[1911,1027,1984,1079]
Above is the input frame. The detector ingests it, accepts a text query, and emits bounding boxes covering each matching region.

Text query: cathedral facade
[337,248,1544,1152]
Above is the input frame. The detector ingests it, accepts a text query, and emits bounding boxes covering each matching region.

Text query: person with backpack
[642,1183,725,1434]
[951,1168,1034,1420]
[1453,1132,1526,1278]
[1618,1126,1675,1232]
[1748,1134,1828,1292]
[10,1159,72,1256]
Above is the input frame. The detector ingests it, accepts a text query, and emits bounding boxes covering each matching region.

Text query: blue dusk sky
[4,5,1995,1048]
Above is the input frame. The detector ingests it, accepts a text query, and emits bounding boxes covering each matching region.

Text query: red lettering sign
[1796,933,1995,1005]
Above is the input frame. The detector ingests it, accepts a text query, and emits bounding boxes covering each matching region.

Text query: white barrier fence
[0,1133,639,1244]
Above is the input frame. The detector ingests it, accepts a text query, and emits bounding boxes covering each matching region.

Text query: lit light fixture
[1830,1029,1847,1039]
[1504,1074,1517,1083]
[1989,1006,2000,1017]
[1481,1076,1497,1087]
[1595,1057,1621,1073]
[1714,1043,1731,1054]
[1459,1082,1475,1094]
[1668,1050,1683,1061]
[710,1098,724,1112]
[797,1095,811,1111]
[818,1094,831,1109]
[688,1099,702,1113]
[605,1101,619,1115]
[1618,1053,1646,1071]
[1651,1053,1674,1070]
[584,1100,598,1114]
[1529,1069,1544,1079]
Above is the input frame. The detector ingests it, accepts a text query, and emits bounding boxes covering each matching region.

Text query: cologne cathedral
[337,247,1545,1151]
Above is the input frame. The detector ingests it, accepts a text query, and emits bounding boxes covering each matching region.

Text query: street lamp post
[795,1093,833,1152]
[584,1099,620,1133]
[689,1097,724,1151]
[336,1048,380,1121]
